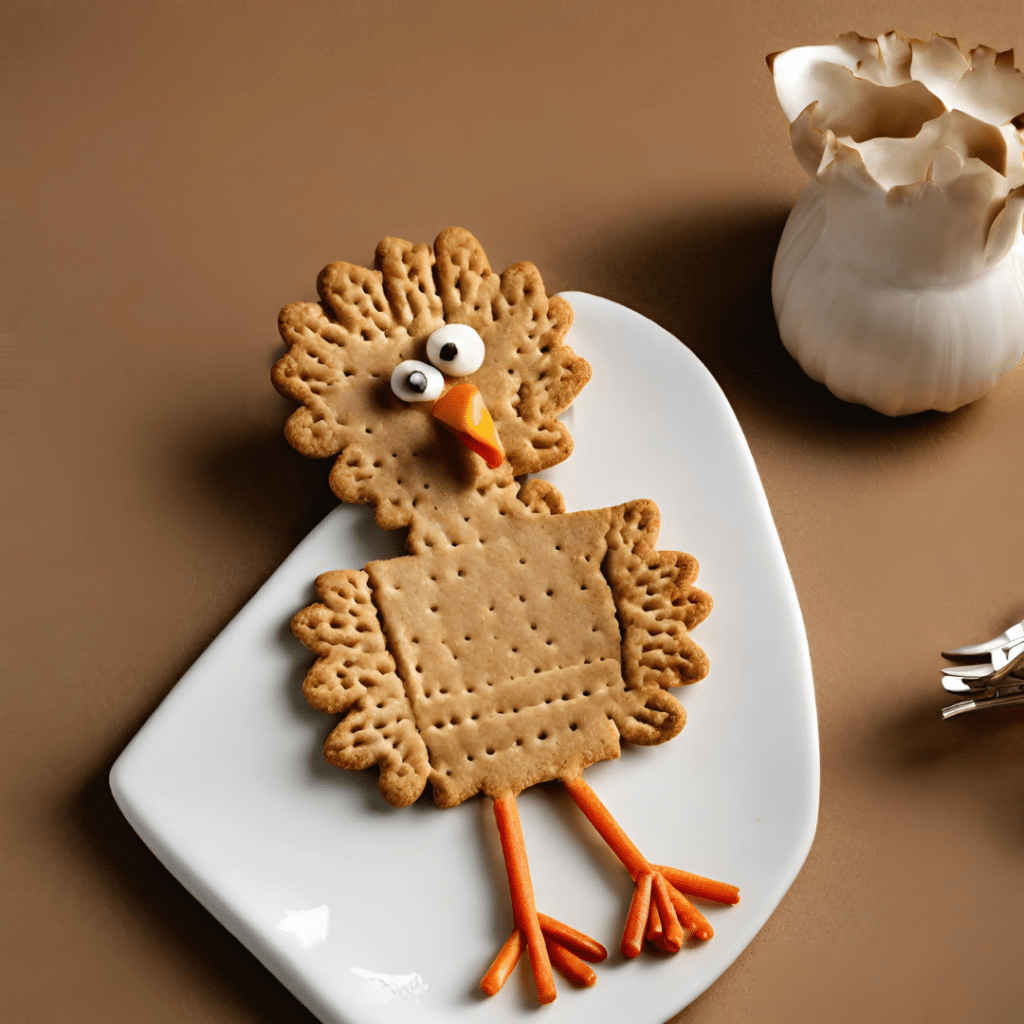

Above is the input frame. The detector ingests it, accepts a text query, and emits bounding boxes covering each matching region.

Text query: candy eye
[390,360,445,402]
[426,323,485,377]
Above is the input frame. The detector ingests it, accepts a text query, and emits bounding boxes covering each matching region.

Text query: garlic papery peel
[769,32,1024,415]
[815,135,1021,287]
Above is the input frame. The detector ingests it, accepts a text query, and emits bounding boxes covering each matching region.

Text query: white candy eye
[390,360,444,402]
[426,323,485,377]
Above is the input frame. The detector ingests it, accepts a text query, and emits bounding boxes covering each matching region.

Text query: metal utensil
[941,621,1024,658]
[940,620,1024,719]
[941,690,1024,719]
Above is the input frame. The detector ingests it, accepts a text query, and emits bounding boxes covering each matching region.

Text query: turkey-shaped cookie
[273,228,736,1004]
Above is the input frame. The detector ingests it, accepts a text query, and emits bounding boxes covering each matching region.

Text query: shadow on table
[63,747,321,1022]
[557,201,986,454]
[58,401,340,1022]
[177,400,340,555]
[869,689,1024,847]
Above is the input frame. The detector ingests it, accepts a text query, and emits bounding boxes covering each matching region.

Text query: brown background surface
[4,1,1023,1021]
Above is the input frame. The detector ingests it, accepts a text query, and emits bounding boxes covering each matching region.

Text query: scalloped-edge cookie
[276,229,728,1004]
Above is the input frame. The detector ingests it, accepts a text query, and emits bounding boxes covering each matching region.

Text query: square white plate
[111,292,818,1024]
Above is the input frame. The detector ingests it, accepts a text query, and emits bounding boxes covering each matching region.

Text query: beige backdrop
[4,1,1023,1021]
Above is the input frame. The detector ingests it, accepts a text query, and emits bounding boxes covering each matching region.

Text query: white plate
[111,292,818,1024]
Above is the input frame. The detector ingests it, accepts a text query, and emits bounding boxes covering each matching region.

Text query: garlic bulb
[769,32,1024,415]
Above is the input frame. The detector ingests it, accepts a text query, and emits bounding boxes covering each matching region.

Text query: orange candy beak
[431,382,505,469]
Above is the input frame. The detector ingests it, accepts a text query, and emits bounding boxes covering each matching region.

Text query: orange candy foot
[480,914,608,997]
[561,775,740,959]
[486,795,609,1003]
[621,867,735,956]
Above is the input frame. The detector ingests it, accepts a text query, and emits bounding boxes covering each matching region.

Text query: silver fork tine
[991,640,1024,672]
[942,675,981,694]
[986,644,1024,684]
[942,690,1024,719]
[941,648,1024,690]
[941,620,1024,658]
[942,663,1001,679]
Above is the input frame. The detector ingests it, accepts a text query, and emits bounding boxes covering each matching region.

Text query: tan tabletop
[5,2,1023,1021]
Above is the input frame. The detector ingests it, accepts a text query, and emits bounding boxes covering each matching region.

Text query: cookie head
[390,324,504,469]
[272,228,591,531]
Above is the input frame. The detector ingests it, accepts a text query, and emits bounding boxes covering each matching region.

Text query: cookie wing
[603,500,712,746]
[292,569,430,807]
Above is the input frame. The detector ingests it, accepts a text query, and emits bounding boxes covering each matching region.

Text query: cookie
[276,228,722,1002]
[272,227,590,536]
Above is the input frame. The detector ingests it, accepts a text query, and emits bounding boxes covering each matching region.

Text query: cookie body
[294,499,710,807]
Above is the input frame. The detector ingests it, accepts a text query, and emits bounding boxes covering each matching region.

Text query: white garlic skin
[773,181,1024,416]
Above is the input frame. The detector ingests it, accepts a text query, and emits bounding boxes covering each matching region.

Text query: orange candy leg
[653,863,740,905]
[622,871,653,958]
[538,914,607,963]
[651,873,684,952]
[562,775,737,955]
[491,795,556,1003]
[480,928,523,996]
[546,938,597,988]
[484,796,608,1003]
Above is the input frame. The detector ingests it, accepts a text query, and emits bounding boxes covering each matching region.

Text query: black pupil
[407,370,427,393]
[439,342,458,361]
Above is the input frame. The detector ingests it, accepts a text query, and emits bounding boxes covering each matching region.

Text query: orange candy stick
[563,775,726,950]
[538,914,607,963]
[480,928,523,995]
[493,796,557,1004]
[652,873,684,952]
[666,885,714,940]
[562,776,648,879]
[546,938,597,988]
[622,871,653,959]
[653,930,676,953]
[653,864,740,905]
[647,901,674,952]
